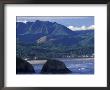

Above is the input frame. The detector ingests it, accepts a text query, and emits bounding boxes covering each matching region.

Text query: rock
[40,59,72,74]
[16,57,35,74]
[37,36,47,44]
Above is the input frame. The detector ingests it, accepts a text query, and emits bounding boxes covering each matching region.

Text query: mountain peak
[16,20,74,36]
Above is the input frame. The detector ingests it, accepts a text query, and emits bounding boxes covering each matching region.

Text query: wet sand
[27,60,47,65]
[27,58,94,65]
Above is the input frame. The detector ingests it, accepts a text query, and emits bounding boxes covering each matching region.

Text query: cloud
[87,25,94,30]
[17,20,28,24]
[68,25,94,31]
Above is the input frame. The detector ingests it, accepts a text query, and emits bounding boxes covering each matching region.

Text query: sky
[16,16,94,31]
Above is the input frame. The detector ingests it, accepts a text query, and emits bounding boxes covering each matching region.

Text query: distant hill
[16,20,94,59]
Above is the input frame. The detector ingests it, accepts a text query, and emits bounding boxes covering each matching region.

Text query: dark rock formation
[40,59,72,74]
[16,57,35,74]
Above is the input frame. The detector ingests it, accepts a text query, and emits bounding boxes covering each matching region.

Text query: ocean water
[33,58,94,74]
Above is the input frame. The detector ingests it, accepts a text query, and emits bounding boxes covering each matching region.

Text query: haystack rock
[40,59,72,74]
[16,57,35,74]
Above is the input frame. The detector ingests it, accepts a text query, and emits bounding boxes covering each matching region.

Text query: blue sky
[17,16,94,31]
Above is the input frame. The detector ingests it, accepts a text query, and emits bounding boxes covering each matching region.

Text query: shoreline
[27,58,94,65]
[27,60,47,64]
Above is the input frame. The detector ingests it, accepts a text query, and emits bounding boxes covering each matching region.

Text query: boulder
[16,57,35,74]
[40,59,72,74]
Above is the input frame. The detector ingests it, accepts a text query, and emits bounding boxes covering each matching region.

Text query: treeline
[16,43,94,60]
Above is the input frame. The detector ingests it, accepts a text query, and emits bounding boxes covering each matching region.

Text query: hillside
[16,20,94,59]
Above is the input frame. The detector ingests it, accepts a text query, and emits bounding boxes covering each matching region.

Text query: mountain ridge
[16,20,94,58]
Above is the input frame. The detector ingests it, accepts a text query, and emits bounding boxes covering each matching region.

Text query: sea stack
[40,59,72,74]
[16,57,35,74]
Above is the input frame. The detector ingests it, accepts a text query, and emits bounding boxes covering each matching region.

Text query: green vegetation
[16,20,94,60]
[16,42,94,60]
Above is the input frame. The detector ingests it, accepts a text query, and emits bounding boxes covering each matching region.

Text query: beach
[27,60,47,64]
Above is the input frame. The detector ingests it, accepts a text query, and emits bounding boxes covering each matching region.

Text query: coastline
[27,60,47,65]
[27,58,94,65]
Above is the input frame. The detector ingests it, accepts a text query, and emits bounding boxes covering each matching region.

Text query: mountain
[16,20,74,44]
[16,20,73,35]
[16,20,94,59]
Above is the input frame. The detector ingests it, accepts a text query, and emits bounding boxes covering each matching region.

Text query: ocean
[33,58,94,74]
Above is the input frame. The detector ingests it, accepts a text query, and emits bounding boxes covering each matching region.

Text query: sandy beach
[26,58,94,65]
[27,60,47,65]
